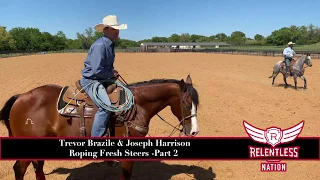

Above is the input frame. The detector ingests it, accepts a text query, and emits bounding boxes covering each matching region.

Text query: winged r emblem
[243,120,304,147]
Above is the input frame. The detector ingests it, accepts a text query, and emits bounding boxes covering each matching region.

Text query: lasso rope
[63,79,134,113]
[90,79,134,112]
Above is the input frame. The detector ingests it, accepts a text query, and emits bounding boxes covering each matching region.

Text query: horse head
[126,75,200,137]
[177,75,200,137]
[304,53,313,67]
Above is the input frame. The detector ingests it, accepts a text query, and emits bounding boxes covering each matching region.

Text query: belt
[83,76,105,81]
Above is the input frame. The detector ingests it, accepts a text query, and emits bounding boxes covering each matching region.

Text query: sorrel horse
[0,74,200,180]
[268,53,313,89]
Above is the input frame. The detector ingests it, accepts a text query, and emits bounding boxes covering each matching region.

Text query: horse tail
[268,71,274,78]
[0,94,20,136]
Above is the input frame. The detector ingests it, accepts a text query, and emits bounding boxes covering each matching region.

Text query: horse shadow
[47,161,216,180]
[274,83,306,90]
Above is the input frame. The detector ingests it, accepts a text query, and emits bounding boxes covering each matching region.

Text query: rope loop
[85,79,134,112]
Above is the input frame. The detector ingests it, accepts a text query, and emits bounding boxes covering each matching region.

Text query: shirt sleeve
[89,44,108,78]
[283,48,293,57]
[283,48,289,56]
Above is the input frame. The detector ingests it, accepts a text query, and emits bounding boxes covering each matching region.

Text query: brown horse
[0,74,200,180]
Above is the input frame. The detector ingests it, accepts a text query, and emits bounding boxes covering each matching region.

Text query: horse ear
[186,75,192,85]
[180,79,187,91]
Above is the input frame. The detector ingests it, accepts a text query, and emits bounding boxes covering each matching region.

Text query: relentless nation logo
[243,120,304,172]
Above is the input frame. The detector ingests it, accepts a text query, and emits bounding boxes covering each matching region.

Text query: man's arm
[283,48,289,56]
[89,44,109,78]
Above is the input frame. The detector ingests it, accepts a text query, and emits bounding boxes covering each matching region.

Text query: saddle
[280,59,296,72]
[57,79,129,136]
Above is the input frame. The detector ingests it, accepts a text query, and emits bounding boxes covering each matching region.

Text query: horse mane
[296,55,306,62]
[127,78,200,107]
[128,79,182,87]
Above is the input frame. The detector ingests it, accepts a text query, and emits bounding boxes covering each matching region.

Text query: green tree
[0,26,16,51]
[40,32,53,51]
[215,33,228,42]
[254,34,264,41]
[180,33,191,42]
[9,27,28,50]
[190,34,207,42]
[151,36,168,42]
[168,34,180,42]
[52,31,67,50]
[76,27,95,49]
[230,31,246,45]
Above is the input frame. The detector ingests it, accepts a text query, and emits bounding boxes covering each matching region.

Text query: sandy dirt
[0,53,320,180]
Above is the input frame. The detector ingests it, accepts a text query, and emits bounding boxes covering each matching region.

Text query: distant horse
[268,53,313,89]
[0,74,200,180]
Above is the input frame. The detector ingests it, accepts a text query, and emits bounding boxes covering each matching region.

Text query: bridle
[153,85,197,137]
[178,84,197,136]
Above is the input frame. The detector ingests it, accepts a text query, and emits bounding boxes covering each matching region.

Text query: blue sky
[1,0,319,41]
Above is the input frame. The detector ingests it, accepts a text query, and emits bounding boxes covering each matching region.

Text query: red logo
[243,121,304,147]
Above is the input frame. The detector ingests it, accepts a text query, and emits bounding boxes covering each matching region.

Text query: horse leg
[269,68,279,85]
[282,74,288,88]
[300,75,307,89]
[13,160,31,180]
[32,161,46,180]
[121,161,134,180]
[272,72,279,85]
[294,75,298,89]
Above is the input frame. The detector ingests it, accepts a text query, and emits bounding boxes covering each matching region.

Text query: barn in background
[140,42,230,52]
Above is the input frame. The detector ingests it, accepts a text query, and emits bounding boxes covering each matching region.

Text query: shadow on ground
[47,161,216,180]
[274,83,306,90]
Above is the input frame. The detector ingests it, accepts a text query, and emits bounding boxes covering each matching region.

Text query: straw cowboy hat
[94,15,127,32]
[288,42,295,45]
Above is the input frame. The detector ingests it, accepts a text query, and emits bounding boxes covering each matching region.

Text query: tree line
[1,24,320,52]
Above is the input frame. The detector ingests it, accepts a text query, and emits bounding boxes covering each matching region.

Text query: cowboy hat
[288,42,295,45]
[94,15,127,32]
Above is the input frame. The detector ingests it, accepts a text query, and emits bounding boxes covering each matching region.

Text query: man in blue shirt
[80,15,127,137]
[282,42,296,77]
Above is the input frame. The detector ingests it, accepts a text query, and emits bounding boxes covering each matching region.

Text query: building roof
[140,42,230,46]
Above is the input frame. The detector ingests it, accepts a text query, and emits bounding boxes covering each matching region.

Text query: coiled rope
[66,79,134,113]
[91,79,134,112]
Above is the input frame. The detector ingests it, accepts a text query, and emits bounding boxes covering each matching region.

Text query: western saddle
[280,59,296,74]
[57,79,129,136]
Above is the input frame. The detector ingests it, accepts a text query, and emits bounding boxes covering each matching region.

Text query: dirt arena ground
[0,53,320,180]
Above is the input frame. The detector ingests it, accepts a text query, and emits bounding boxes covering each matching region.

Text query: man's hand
[113,70,119,78]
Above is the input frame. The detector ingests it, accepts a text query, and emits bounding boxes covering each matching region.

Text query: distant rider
[282,42,296,77]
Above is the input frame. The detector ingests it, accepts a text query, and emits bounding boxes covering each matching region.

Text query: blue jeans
[284,57,292,73]
[80,78,111,137]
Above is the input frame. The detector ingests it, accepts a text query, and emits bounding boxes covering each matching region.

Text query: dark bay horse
[269,53,313,89]
[0,74,200,180]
